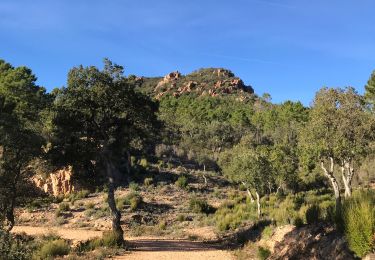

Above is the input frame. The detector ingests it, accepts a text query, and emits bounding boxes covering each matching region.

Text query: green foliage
[77,231,123,252]
[139,158,149,168]
[365,70,375,107]
[261,226,274,239]
[144,177,153,187]
[341,190,375,257]
[176,214,187,222]
[116,192,143,211]
[305,204,320,224]
[0,231,32,260]
[257,246,271,260]
[33,239,70,259]
[293,216,304,228]
[70,190,90,200]
[175,175,188,189]
[85,202,95,210]
[214,200,257,231]
[0,59,50,229]
[189,197,215,214]
[129,182,140,192]
[58,202,70,212]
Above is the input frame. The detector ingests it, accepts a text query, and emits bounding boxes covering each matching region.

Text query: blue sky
[1,0,375,104]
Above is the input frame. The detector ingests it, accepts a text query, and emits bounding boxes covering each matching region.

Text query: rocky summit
[137,68,254,100]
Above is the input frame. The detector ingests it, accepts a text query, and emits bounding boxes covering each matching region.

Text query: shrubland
[0,58,374,258]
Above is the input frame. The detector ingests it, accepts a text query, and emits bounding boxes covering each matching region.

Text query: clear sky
[1,0,375,104]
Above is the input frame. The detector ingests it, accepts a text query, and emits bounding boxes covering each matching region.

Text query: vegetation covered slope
[0,58,375,259]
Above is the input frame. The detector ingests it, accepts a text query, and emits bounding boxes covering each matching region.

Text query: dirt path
[12,226,234,260]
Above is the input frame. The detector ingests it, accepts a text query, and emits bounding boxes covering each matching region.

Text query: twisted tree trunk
[255,191,261,218]
[103,155,124,242]
[242,182,255,203]
[341,160,354,198]
[321,157,341,213]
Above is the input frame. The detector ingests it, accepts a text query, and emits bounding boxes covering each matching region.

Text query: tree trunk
[6,166,22,232]
[242,182,255,203]
[341,164,351,198]
[104,157,124,242]
[321,158,341,212]
[342,160,354,198]
[255,191,261,218]
[202,164,207,186]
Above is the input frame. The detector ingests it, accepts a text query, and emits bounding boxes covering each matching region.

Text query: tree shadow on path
[130,239,223,252]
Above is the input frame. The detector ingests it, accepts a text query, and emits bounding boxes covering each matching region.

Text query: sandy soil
[12,225,234,260]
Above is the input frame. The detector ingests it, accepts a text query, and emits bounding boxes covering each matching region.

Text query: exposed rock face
[269,224,355,260]
[33,167,74,197]
[150,68,254,100]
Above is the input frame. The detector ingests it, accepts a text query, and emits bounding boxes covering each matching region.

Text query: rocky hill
[135,68,255,101]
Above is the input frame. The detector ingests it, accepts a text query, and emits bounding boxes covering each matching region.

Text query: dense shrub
[33,239,70,259]
[68,189,90,203]
[77,231,123,252]
[214,200,257,231]
[189,197,215,214]
[293,216,304,228]
[305,204,320,224]
[58,202,70,212]
[116,192,143,211]
[341,190,375,257]
[175,175,188,189]
[0,231,32,260]
[257,246,271,260]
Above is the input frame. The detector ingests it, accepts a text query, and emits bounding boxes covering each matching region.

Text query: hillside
[135,68,255,101]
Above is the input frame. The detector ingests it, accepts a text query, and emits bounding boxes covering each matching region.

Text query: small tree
[51,59,160,241]
[300,87,374,211]
[219,145,273,217]
[0,60,47,231]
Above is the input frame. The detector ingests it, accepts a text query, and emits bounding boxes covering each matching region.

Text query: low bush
[175,175,188,189]
[305,204,320,224]
[0,231,32,260]
[257,246,271,260]
[68,189,90,204]
[341,190,375,257]
[144,177,153,187]
[215,200,257,231]
[78,231,123,252]
[55,217,68,226]
[176,214,187,222]
[58,202,70,212]
[189,197,215,215]
[116,192,143,211]
[293,216,304,228]
[261,226,274,239]
[33,239,70,259]
[129,182,140,192]
[85,202,95,210]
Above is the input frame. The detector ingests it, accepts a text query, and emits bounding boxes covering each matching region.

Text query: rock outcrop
[33,167,74,197]
[141,68,254,100]
[269,224,355,260]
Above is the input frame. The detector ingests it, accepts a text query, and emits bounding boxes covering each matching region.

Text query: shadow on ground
[130,239,223,252]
